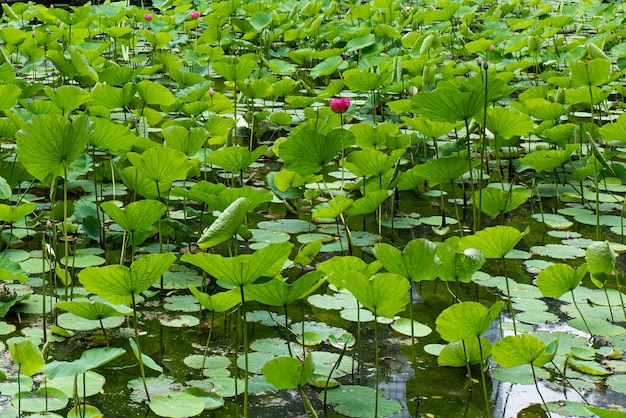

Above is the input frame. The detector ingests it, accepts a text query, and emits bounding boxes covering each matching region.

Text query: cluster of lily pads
[0,0,625,416]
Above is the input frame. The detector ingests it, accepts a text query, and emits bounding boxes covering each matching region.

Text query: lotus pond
[2,0,626,417]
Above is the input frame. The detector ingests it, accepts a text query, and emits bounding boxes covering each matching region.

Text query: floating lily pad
[349,231,381,247]
[66,404,103,418]
[184,355,230,370]
[19,257,52,274]
[570,346,596,361]
[523,259,553,274]
[380,217,421,229]
[557,207,593,217]
[491,364,551,385]
[511,298,548,312]
[541,401,594,417]
[574,214,623,227]
[504,249,532,259]
[164,295,199,312]
[246,310,286,327]
[236,351,276,374]
[419,216,458,226]
[297,233,334,244]
[547,230,581,239]
[149,392,205,418]
[516,310,559,325]
[390,318,432,338]
[205,377,243,397]
[57,312,124,331]
[569,359,612,376]
[308,292,357,310]
[47,371,105,398]
[247,228,290,244]
[323,385,402,418]
[320,238,351,252]
[156,265,203,290]
[296,331,323,346]
[310,351,355,378]
[129,376,182,403]
[568,317,626,337]
[250,338,305,357]
[0,375,33,397]
[15,387,68,412]
[606,375,626,396]
[530,244,586,259]
[291,321,349,341]
[340,308,375,322]
[184,387,225,411]
[0,321,16,335]
[256,219,314,234]
[531,213,573,229]
[59,255,106,268]
[158,314,199,328]
[4,249,30,263]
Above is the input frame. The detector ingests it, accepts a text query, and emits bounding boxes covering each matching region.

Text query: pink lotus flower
[208,87,215,97]
[190,11,201,19]
[143,13,153,21]
[330,97,350,114]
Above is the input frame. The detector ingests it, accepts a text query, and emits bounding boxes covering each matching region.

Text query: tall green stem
[502,257,516,334]
[477,336,490,412]
[63,164,70,300]
[239,285,249,418]
[374,307,379,418]
[531,364,551,417]
[131,293,150,402]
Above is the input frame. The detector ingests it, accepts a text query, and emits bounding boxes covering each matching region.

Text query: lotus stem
[617,272,626,321]
[239,285,249,418]
[461,339,472,382]
[549,359,588,404]
[299,386,318,418]
[570,289,593,336]
[200,310,215,378]
[502,257,517,335]
[477,336,490,412]
[285,304,292,357]
[531,363,551,417]
[131,293,150,402]
[374,308,380,418]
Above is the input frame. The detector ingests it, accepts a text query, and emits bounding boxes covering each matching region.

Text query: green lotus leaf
[101,199,166,234]
[436,301,504,342]
[471,187,529,219]
[458,225,529,259]
[78,253,176,305]
[182,242,292,288]
[16,114,92,186]
[492,334,556,368]
[343,272,410,318]
[7,337,44,376]
[261,355,315,390]
[536,263,588,299]
[373,238,439,282]
[196,197,250,248]
[245,270,325,306]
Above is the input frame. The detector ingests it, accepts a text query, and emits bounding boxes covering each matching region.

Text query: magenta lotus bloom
[143,13,153,21]
[330,97,350,114]
[190,11,201,19]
